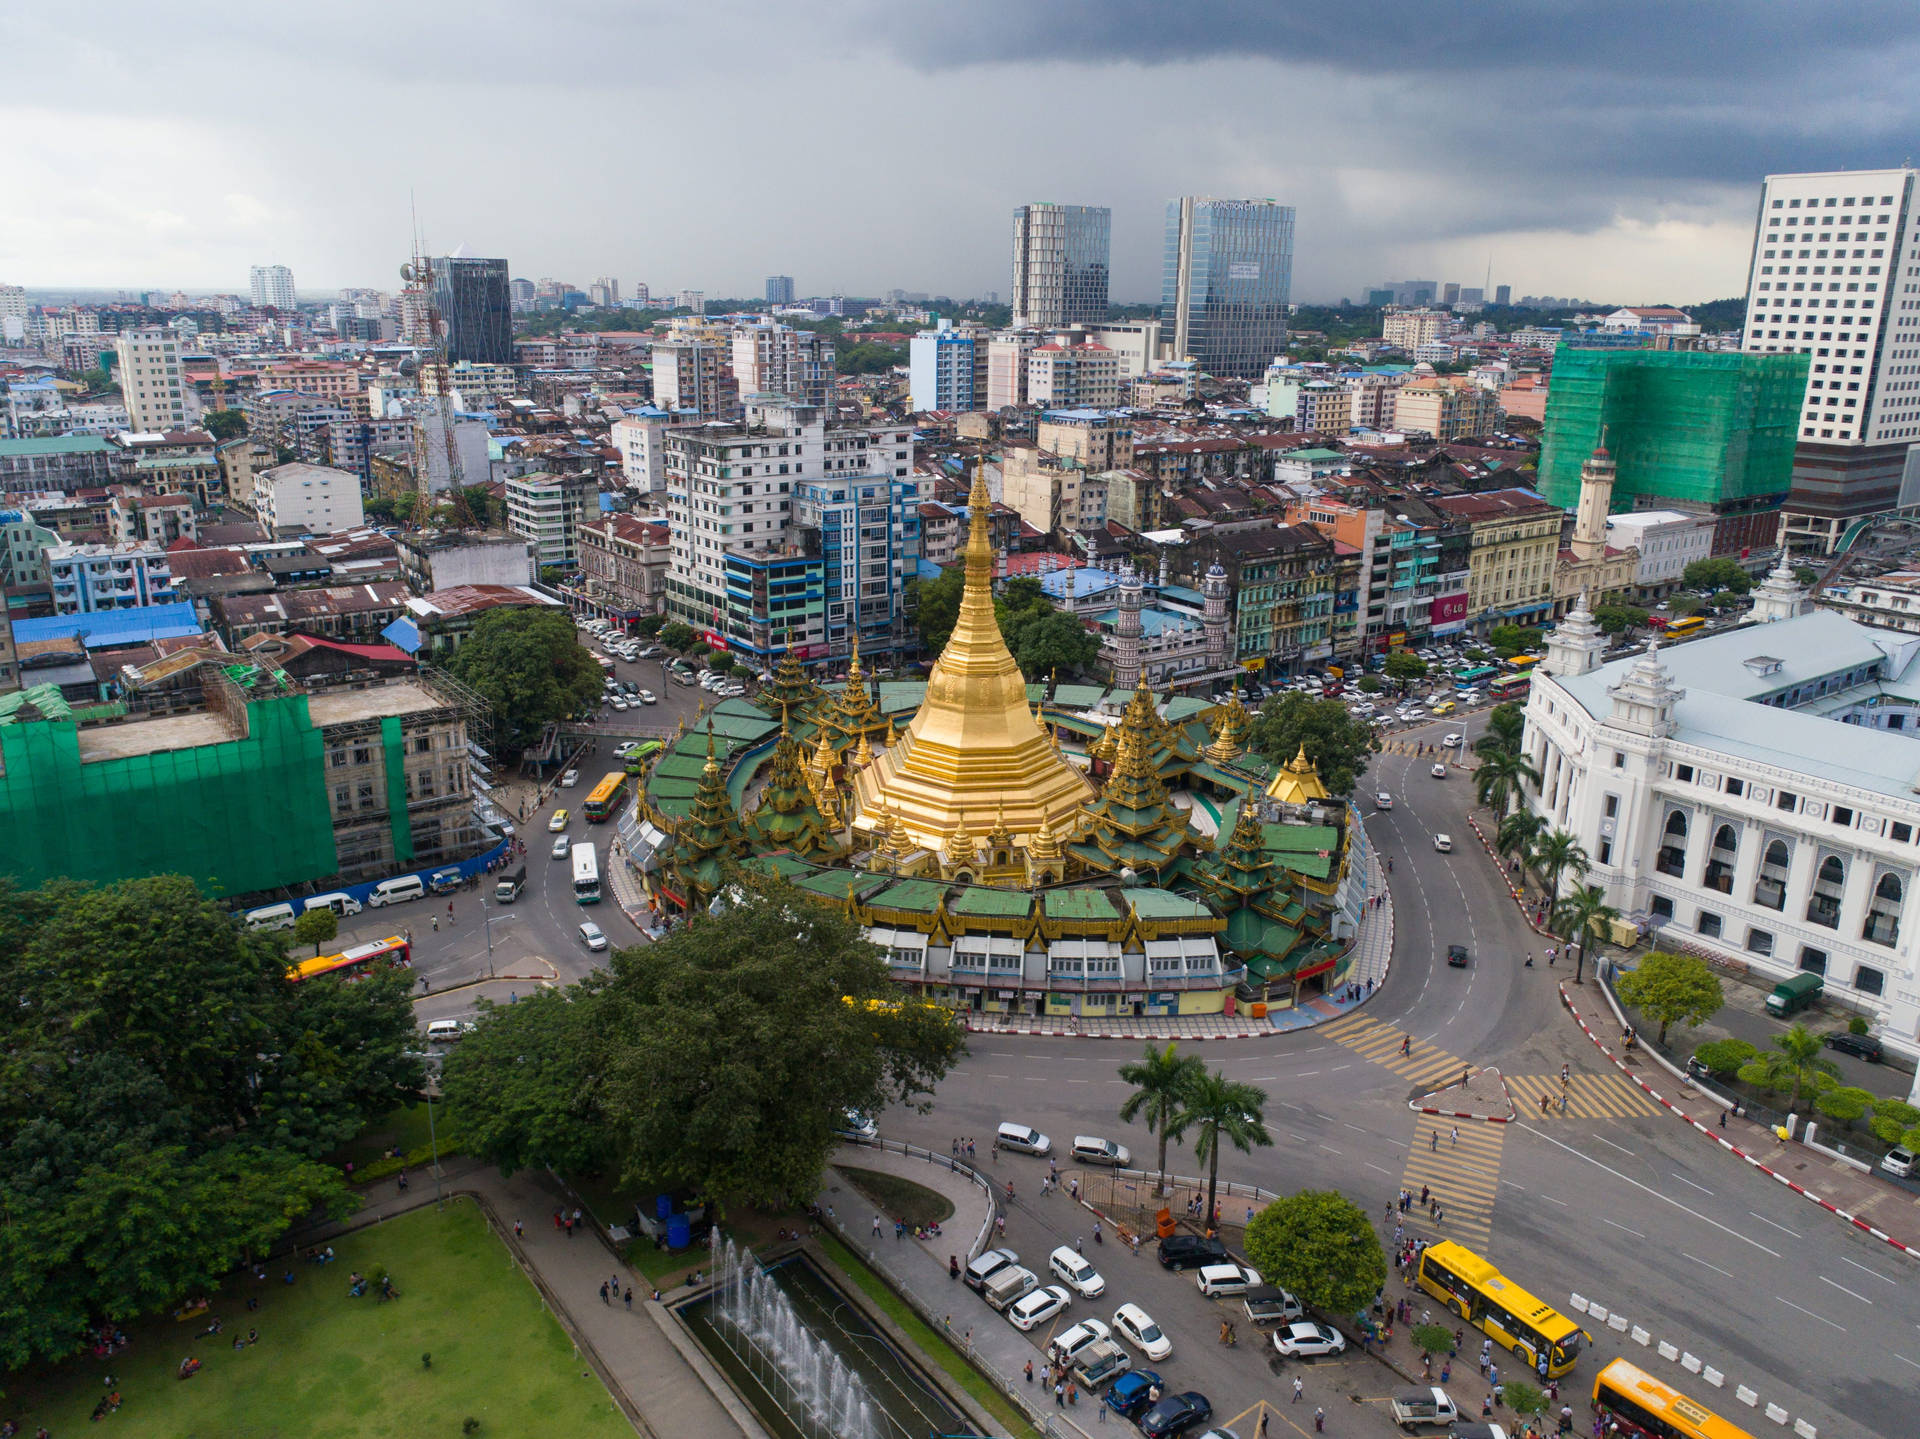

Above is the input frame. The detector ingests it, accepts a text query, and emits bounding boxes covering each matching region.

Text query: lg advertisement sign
[1429,592,1469,637]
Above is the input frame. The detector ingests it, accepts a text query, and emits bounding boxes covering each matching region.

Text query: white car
[1008,1285,1071,1332]
[1195,1262,1261,1297]
[1046,1319,1111,1365]
[613,741,645,758]
[609,696,629,711]
[1112,1303,1172,1361]
[1272,1321,1347,1358]
[1375,792,1393,810]
[637,689,657,705]
[1433,833,1453,853]
[1048,1247,1106,1299]
[560,768,580,788]
[578,921,608,952]
[551,834,572,859]
[1441,733,1464,748]
[836,1109,878,1141]
[1430,763,1448,778]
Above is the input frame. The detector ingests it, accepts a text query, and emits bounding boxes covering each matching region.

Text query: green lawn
[3,1200,633,1439]
[327,1101,445,1173]
[833,1165,955,1229]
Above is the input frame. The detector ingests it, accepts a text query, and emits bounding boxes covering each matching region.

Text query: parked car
[1046,1318,1111,1365]
[609,696,629,711]
[1157,1235,1229,1270]
[613,741,646,758]
[963,1248,1021,1293]
[836,1109,878,1141]
[1195,1262,1261,1297]
[1139,1390,1213,1439]
[1882,1146,1917,1178]
[1049,1246,1106,1298]
[1825,1031,1883,1062]
[1112,1303,1173,1361]
[1008,1285,1071,1331]
[1103,1370,1164,1420]
[1273,1320,1347,1358]
[637,689,657,705]
[996,1122,1051,1155]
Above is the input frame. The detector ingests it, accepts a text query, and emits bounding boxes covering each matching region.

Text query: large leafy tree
[1682,557,1752,595]
[907,566,965,652]
[1168,1068,1272,1230]
[0,876,417,1368]
[1593,603,1649,635]
[1487,624,1543,658]
[1614,951,1725,1046]
[1474,748,1540,816]
[441,606,604,750]
[440,989,611,1179]
[1382,650,1428,688]
[1247,691,1380,796]
[202,407,247,441]
[1004,607,1098,679]
[1738,1024,1838,1113]
[1117,1043,1204,1197]
[1243,1190,1386,1317]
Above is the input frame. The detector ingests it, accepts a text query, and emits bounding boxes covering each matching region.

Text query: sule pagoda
[628,467,1369,1021]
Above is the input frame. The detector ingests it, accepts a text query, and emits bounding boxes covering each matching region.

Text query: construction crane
[399,252,477,528]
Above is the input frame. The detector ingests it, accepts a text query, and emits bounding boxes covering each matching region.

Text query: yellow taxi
[547,808,570,832]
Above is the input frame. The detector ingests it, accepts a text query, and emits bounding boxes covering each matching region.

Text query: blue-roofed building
[13,600,202,649]
[1038,564,1122,615]
[1089,603,1208,687]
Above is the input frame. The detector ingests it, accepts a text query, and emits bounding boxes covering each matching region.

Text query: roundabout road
[885,710,1912,1439]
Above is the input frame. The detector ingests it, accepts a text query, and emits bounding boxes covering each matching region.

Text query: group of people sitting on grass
[345,1271,399,1301]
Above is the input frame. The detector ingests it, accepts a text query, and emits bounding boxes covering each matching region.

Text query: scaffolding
[1537,346,1809,511]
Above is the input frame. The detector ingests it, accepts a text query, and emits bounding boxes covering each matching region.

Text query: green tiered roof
[660,726,751,911]
[1070,686,1192,881]
[747,727,844,862]
[1193,798,1325,976]
[758,651,821,725]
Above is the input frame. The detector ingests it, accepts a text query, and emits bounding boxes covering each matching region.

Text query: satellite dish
[400,262,416,283]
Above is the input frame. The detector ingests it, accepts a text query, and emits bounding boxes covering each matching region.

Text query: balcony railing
[1655,847,1687,879]
[1863,913,1900,946]
[1753,876,1787,911]
[1805,897,1841,930]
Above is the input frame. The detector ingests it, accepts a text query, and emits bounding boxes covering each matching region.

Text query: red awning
[1292,955,1338,984]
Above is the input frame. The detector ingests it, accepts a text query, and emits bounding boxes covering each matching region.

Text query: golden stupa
[849,464,1094,852]
[1264,743,1330,805]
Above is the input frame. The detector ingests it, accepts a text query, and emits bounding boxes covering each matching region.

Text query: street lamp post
[480,897,497,980]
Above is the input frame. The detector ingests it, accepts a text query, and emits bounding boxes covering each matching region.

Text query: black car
[1157,1235,1229,1270]
[1824,1031,1883,1062]
[1446,944,1470,968]
[1138,1390,1212,1439]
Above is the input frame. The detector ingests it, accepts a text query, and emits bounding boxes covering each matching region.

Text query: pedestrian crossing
[1319,1013,1476,1090]
[1506,1072,1662,1121]
[1396,1114,1505,1250]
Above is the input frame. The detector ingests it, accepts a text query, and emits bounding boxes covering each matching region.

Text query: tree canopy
[444,881,964,1210]
[1248,692,1379,796]
[1593,604,1648,636]
[837,342,907,375]
[1487,624,1543,658]
[0,876,419,1368]
[1004,607,1098,679]
[1243,1190,1386,1317]
[1614,951,1724,1045]
[1383,651,1428,685]
[202,407,247,441]
[441,607,604,750]
[1682,557,1752,595]
[907,567,964,652]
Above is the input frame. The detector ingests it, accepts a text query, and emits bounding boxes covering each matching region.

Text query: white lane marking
[1683,1253,1734,1279]
[1819,1275,1874,1306]
[1601,1218,1647,1239]
[1366,1162,1394,1176]
[1540,1194,1569,1207]
[1319,1145,1343,1155]
[1590,1135,1638,1158]
[1503,1182,1528,1193]
[1276,1101,1306,1112]
[1296,1071,1320,1077]
[1670,1173,1714,1196]
[1838,1255,1897,1286]
[1345,1123,1372,1134]
[1749,1211,1801,1238]
[1517,1123,1779,1257]
[1776,1296,1846,1332]
[1331,1064,1352,1072]
[1896,1353,1920,1372]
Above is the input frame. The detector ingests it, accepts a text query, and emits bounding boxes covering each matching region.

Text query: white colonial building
[1523,574,1920,1079]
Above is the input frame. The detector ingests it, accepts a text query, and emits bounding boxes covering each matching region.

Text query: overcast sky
[6,2,1918,305]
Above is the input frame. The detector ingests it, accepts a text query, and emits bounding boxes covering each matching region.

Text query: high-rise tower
[1011,203,1110,328]
[1163,197,1295,378]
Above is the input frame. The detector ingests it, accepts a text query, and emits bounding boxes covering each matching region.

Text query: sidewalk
[1560,979,1920,1263]
[308,1163,755,1439]
[965,836,1394,1042]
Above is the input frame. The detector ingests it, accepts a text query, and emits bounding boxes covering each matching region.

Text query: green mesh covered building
[1537,347,1809,553]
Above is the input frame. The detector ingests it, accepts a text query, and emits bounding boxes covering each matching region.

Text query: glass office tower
[430,256,514,364]
[1162,198,1295,379]
[1011,204,1111,328]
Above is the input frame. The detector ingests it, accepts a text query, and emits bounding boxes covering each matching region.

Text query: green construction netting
[1537,346,1808,510]
[0,695,337,898]
[381,716,415,867]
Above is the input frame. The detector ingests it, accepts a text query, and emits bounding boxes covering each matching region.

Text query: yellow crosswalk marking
[1505,1073,1661,1121]
[1321,1015,1478,1089]
[1394,1115,1505,1250]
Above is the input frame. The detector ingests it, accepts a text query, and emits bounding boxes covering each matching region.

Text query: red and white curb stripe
[1408,1067,1515,1124]
[1465,812,1555,938]
[1559,982,1920,1263]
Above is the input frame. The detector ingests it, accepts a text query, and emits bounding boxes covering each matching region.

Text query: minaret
[1605,641,1684,738]
[1748,561,1810,624]
[1542,590,1608,678]
[1113,559,1144,692]
[1202,560,1229,671]
[1570,433,1616,563]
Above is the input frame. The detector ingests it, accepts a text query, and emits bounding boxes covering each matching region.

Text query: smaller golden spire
[852,729,875,769]
[944,818,976,868]
[987,803,1013,850]
[885,714,898,747]
[1029,814,1062,863]
[847,630,863,683]
[702,722,720,777]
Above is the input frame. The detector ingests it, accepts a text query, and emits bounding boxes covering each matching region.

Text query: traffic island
[1411,1067,1514,1123]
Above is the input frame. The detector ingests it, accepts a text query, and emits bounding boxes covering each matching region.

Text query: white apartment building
[986,331,1039,409]
[1027,342,1120,409]
[1082,321,1162,378]
[663,400,913,641]
[249,264,296,310]
[1525,588,1920,1075]
[1820,570,1920,636]
[1348,371,1407,429]
[1742,169,1920,550]
[610,408,690,494]
[114,328,187,432]
[252,461,367,538]
[505,470,597,570]
[650,338,738,420]
[1602,510,1715,597]
[730,322,834,409]
[1382,309,1453,349]
[46,539,175,614]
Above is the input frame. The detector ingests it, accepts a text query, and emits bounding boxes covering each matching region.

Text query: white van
[243,902,298,932]
[424,1019,467,1044]
[997,1122,1051,1156]
[368,875,426,907]
[303,892,363,919]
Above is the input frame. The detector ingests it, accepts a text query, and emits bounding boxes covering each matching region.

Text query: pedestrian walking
[1258,1412,1270,1437]
[1024,1359,1033,1384]
[1430,1130,1438,1152]
[1055,1380,1065,1407]
[1540,1094,1550,1115]
[873,1214,882,1237]
[624,1288,632,1310]
[896,1220,905,1241]
[1292,1376,1304,1402]
[1450,1125,1459,1147]
[1719,1109,1728,1129]
[1558,1090,1568,1114]
[1401,1034,1412,1056]
[599,1282,610,1305]
[1315,1407,1325,1432]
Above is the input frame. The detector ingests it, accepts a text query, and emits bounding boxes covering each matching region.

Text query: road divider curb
[1558,981,1920,1264]
[1408,1066,1515,1123]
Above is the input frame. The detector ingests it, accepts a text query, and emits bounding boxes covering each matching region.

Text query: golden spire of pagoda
[847,461,1092,857]
[852,729,875,769]
[1029,814,1063,863]
[847,629,863,683]
[1264,742,1330,805]
[1204,696,1249,764]
[987,803,1013,850]
[885,715,898,747]
[944,817,977,868]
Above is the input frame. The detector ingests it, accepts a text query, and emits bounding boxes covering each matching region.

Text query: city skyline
[7,5,1917,302]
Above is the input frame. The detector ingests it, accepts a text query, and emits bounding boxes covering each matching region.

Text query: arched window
[1657,810,1689,878]
[1808,855,1846,929]
[1866,872,1904,947]
[1664,811,1689,839]
[1754,839,1790,911]
[1704,825,1739,893]
[1712,825,1737,853]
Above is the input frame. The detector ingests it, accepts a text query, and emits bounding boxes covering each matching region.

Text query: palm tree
[1496,810,1547,873]
[1550,884,1619,984]
[1118,1043,1203,1197]
[1741,1024,1839,1113]
[1531,829,1591,902]
[1168,1068,1273,1232]
[1473,748,1541,816]
[1473,703,1527,759]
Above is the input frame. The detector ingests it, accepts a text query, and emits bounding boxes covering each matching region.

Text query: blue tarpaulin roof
[382,616,423,654]
[12,602,202,648]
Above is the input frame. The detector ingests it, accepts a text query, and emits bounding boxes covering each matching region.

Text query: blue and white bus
[571,841,601,904]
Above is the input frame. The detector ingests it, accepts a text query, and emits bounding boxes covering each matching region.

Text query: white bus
[571,841,601,905]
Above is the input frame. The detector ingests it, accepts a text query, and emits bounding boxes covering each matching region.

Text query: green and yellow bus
[1414,1241,1587,1378]
[583,770,630,823]
[1592,1359,1755,1439]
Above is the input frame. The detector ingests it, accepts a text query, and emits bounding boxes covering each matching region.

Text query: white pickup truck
[1390,1388,1462,1431]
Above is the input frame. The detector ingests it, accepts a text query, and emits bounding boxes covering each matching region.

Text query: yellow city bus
[1592,1359,1756,1439]
[583,770,629,822]
[1663,615,1707,638]
[1413,1241,1587,1377]
[1507,654,1542,670]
